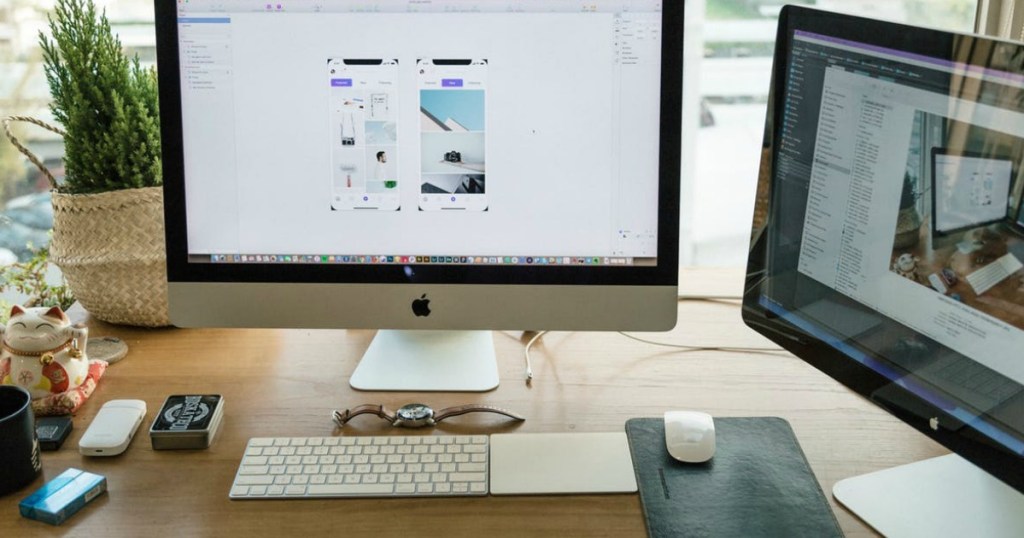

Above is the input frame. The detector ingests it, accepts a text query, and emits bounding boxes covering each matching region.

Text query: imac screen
[158,0,678,287]
[155,0,681,389]
[931,149,1013,238]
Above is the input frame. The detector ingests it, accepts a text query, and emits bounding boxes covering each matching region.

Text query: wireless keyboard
[965,253,1023,295]
[228,435,489,499]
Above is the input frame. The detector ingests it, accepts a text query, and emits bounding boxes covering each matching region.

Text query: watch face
[396,403,434,423]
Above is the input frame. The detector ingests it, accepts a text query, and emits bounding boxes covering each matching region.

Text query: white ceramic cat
[0,306,89,399]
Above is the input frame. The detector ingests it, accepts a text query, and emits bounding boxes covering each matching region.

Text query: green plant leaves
[40,0,161,194]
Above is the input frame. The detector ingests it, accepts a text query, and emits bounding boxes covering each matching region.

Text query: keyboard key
[395,483,416,494]
[307,484,395,496]
[239,465,269,475]
[235,475,275,486]
[450,472,486,483]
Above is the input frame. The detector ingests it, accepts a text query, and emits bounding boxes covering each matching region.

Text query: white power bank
[79,399,147,456]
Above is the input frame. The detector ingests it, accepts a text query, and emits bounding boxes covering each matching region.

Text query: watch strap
[433,404,525,423]
[333,404,396,426]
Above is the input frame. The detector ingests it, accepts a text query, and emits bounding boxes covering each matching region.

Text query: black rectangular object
[36,416,73,451]
[625,417,842,538]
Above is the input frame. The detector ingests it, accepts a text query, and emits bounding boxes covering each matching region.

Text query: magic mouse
[664,410,715,463]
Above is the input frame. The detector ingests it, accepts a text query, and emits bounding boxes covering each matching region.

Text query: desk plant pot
[4,118,169,327]
[893,172,922,249]
[3,0,168,326]
[50,187,169,327]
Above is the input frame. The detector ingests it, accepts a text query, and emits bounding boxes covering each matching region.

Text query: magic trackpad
[489,432,637,495]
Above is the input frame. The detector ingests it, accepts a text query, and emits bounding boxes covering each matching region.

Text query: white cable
[617,331,785,353]
[523,330,547,386]
[520,296,786,384]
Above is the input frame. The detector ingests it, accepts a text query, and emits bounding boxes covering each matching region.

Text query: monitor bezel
[155,0,681,289]
[742,5,1024,494]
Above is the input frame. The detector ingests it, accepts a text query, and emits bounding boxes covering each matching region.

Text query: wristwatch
[333,403,525,428]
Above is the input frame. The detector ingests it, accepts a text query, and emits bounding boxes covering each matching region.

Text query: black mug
[0,385,42,496]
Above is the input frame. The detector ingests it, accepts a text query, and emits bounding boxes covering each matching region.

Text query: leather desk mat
[625,417,843,537]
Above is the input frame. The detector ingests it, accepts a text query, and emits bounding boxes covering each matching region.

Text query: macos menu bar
[177,0,662,14]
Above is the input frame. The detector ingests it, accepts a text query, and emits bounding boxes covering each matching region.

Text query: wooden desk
[891,219,1024,330]
[0,269,946,537]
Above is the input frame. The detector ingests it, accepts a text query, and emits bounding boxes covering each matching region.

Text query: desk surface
[0,268,946,537]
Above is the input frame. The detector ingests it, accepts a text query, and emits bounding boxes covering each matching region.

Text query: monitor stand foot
[349,330,499,392]
[833,453,1024,537]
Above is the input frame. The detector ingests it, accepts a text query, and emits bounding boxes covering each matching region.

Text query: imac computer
[931,148,1014,248]
[744,6,1024,537]
[154,0,681,391]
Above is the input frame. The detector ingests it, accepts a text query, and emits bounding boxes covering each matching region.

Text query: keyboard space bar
[306,484,395,496]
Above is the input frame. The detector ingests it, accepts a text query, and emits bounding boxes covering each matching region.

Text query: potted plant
[3,0,168,326]
[0,244,75,323]
[894,171,923,249]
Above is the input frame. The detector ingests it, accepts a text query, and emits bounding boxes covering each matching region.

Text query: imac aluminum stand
[833,454,1024,537]
[349,330,499,392]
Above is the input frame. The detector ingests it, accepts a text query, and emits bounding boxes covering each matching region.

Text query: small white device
[79,399,147,456]
[664,410,716,463]
[927,273,948,294]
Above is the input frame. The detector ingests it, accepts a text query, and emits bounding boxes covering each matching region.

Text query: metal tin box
[149,394,224,450]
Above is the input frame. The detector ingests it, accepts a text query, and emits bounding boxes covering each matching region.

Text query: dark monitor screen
[743,4,1024,501]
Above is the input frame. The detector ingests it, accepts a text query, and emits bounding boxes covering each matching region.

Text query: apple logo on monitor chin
[412,294,431,317]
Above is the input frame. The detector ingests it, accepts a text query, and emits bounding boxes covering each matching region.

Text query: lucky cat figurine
[0,305,89,399]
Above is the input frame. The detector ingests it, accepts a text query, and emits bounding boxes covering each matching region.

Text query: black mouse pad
[625,417,843,538]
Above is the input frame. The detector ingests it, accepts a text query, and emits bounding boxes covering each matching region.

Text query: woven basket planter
[4,116,170,327]
[50,187,170,327]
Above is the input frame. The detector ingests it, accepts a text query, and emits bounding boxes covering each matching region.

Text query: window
[681,0,978,266]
